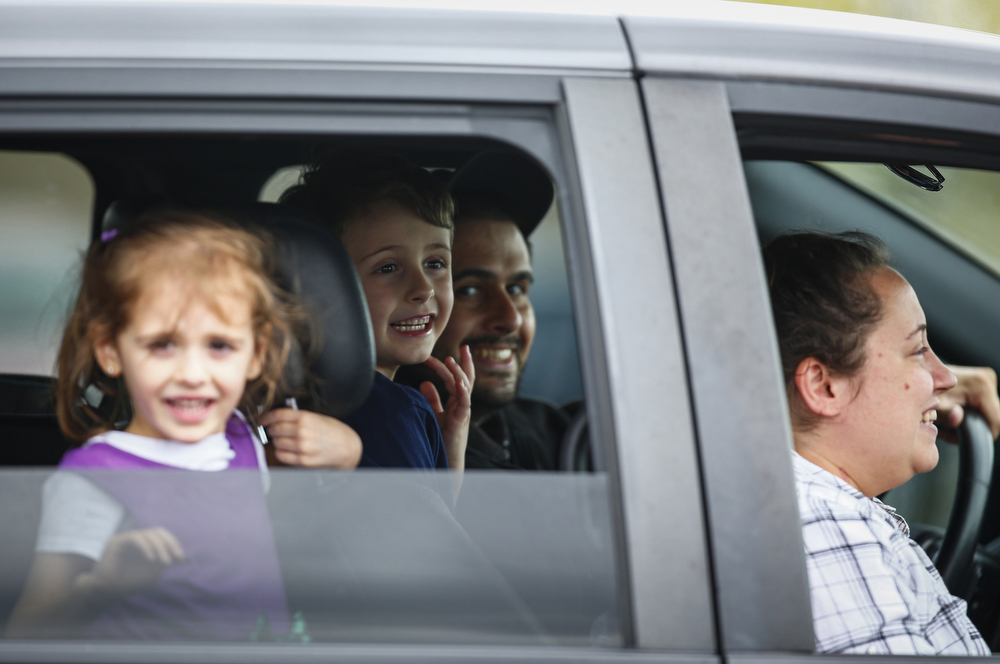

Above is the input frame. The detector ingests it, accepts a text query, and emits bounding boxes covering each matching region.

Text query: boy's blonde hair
[57,210,297,443]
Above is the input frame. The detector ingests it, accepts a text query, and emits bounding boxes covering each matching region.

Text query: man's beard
[463,333,524,420]
[471,367,522,409]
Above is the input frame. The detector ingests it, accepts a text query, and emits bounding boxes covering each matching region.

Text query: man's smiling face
[433,218,535,415]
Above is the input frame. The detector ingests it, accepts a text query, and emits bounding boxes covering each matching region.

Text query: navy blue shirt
[345,372,448,470]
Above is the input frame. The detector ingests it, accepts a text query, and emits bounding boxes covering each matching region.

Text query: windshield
[815,162,1000,279]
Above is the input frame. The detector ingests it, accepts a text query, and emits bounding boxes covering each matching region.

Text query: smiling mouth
[922,409,937,424]
[166,398,214,410]
[390,314,433,333]
[471,347,514,363]
[165,398,215,422]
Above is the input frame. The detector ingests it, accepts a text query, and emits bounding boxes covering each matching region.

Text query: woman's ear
[94,338,122,378]
[793,357,851,418]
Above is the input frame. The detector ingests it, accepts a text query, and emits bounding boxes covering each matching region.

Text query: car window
[752,159,1000,532]
[816,163,1000,280]
[259,165,583,408]
[0,135,619,648]
[259,166,302,204]
[745,154,1000,650]
[0,150,91,376]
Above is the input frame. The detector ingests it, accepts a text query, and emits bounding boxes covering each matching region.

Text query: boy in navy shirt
[281,149,474,471]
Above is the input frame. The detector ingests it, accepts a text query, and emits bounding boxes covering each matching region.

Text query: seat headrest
[232,203,374,419]
[100,200,374,420]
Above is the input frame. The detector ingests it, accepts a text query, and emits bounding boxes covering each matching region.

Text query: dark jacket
[465,398,570,470]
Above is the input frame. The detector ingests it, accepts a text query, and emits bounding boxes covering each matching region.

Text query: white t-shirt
[36,415,267,561]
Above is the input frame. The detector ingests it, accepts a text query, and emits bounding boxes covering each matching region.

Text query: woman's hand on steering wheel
[939,365,1000,442]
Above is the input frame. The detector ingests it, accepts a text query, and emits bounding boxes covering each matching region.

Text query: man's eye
[508,283,528,296]
[455,285,479,297]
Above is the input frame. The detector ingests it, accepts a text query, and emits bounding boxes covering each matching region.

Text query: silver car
[2,2,1000,662]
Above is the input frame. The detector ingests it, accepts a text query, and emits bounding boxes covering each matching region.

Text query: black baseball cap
[448,150,555,237]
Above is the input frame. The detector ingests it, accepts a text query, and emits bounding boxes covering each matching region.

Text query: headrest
[101,196,168,238]
[0,374,56,416]
[230,203,374,419]
[100,200,374,420]
[449,150,555,237]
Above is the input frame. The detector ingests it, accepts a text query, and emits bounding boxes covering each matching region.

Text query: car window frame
[641,77,814,654]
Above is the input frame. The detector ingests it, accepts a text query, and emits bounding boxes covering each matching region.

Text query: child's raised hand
[6,528,184,637]
[83,527,185,598]
[420,345,475,472]
[258,409,362,468]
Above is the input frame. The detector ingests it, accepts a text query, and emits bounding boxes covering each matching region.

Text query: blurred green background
[731,0,1000,35]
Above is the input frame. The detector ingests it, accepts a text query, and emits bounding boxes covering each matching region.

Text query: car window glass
[746,156,1000,649]
[816,163,1000,279]
[517,200,582,406]
[0,138,616,649]
[0,150,91,375]
[1,467,618,645]
[258,164,583,407]
[258,165,302,204]
[745,158,991,529]
[801,162,996,533]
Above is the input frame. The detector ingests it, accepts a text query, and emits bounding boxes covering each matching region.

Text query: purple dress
[59,416,290,641]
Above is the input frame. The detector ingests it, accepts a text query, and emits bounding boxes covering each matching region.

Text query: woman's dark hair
[763,231,892,426]
[279,147,453,238]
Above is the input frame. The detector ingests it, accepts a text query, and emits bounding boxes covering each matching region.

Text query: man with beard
[397,151,571,470]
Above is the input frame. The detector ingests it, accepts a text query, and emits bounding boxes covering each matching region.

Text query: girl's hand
[420,345,475,472]
[6,529,182,638]
[81,527,185,598]
[259,409,362,468]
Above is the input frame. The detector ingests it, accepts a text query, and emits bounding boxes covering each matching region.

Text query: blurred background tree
[730,0,1000,35]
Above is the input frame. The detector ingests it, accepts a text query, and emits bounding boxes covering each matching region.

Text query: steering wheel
[560,409,590,471]
[560,408,606,472]
[932,410,994,600]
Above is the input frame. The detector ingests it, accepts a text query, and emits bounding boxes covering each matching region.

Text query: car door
[629,6,1000,662]
[0,3,719,662]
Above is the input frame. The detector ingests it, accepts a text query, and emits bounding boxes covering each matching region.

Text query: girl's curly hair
[57,209,299,443]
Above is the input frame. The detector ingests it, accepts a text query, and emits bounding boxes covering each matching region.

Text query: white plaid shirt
[794,453,989,656]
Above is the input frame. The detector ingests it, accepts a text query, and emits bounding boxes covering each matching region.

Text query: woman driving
[764,231,989,656]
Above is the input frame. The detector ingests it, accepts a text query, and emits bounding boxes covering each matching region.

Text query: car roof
[4,0,1000,102]
[0,2,631,72]
[623,4,1000,103]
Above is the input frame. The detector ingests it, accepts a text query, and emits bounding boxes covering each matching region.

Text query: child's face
[343,201,453,378]
[96,276,264,443]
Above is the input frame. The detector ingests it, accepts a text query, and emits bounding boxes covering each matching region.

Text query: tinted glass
[0,468,618,645]
[816,163,1000,280]
[746,157,1000,649]
[0,151,91,375]
[0,138,616,649]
